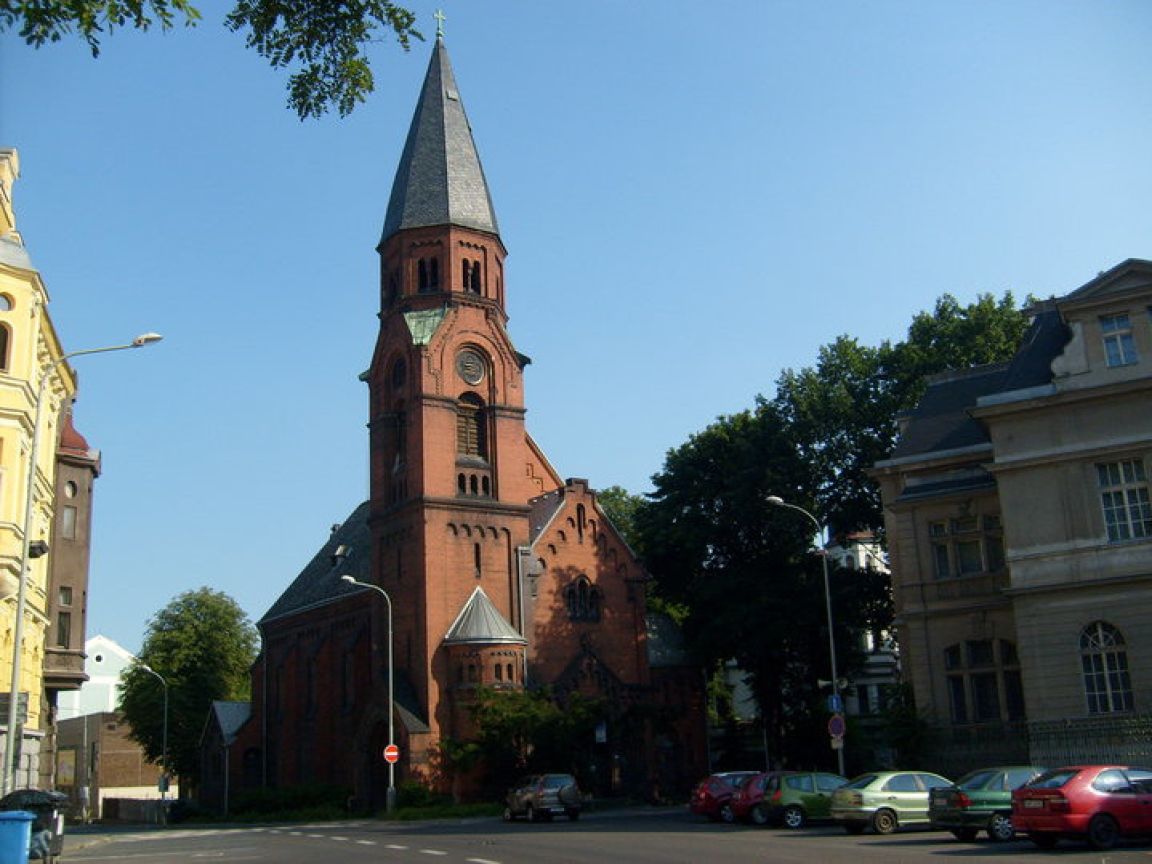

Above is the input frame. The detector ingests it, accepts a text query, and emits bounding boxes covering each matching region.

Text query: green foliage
[1,0,420,120]
[595,485,644,551]
[468,687,605,789]
[770,291,1031,534]
[228,783,350,819]
[394,779,451,809]
[636,290,1027,767]
[1,0,201,55]
[118,587,258,785]
[225,0,420,119]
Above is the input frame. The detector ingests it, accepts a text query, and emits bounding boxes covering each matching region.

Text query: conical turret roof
[443,586,525,645]
[381,36,499,244]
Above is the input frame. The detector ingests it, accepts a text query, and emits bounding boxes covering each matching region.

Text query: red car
[689,771,759,823]
[1013,764,1152,850]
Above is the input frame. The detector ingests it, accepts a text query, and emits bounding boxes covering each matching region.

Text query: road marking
[356,839,377,846]
[386,843,410,849]
[330,836,350,841]
[419,850,449,856]
[467,858,503,864]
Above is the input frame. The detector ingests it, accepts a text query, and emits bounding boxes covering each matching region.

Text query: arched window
[417,257,439,292]
[0,325,9,371]
[470,260,481,293]
[1081,621,1134,714]
[564,576,602,622]
[456,393,487,459]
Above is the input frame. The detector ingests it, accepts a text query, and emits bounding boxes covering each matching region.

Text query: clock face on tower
[456,349,486,386]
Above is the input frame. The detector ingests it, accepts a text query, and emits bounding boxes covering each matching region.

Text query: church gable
[524,479,649,689]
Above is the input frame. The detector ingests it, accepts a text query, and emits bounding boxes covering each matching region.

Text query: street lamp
[139,662,169,820]
[766,495,846,776]
[2,333,163,795]
[340,575,396,813]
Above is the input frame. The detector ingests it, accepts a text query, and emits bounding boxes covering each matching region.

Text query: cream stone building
[0,149,81,788]
[873,259,1152,770]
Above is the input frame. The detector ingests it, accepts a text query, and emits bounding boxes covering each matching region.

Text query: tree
[1,0,420,119]
[595,485,644,552]
[119,587,258,786]
[636,291,1028,766]
[636,402,880,766]
[771,291,1032,534]
[467,687,604,791]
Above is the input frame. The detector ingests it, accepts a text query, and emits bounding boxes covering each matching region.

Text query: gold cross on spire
[434,9,446,38]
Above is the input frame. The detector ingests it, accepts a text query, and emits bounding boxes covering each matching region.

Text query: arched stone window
[565,576,602,622]
[456,393,487,459]
[1081,621,1134,714]
[0,324,9,371]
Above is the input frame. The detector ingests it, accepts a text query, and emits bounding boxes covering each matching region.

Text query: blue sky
[2,1,1150,653]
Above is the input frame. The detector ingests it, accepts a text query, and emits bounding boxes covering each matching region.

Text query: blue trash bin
[0,810,33,864]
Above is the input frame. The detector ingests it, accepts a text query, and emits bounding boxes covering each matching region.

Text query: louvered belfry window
[457,393,487,459]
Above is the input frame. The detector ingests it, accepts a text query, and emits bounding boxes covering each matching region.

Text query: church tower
[366,32,554,756]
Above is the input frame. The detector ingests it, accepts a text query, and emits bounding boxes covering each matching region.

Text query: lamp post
[766,495,846,776]
[139,662,169,820]
[2,333,163,795]
[341,575,396,813]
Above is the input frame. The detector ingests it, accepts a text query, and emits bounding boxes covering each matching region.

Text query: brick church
[207,33,706,811]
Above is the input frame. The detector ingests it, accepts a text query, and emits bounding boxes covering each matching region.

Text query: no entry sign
[384,744,400,764]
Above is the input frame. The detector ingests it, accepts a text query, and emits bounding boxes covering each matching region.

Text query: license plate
[1023,799,1043,809]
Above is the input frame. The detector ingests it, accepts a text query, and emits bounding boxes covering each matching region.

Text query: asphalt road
[60,809,1152,863]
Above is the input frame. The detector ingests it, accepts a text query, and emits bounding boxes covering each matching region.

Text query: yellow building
[0,148,79,787]
[873,259,1152,772]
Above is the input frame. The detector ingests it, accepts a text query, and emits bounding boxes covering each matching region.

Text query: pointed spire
[381,36,499,244]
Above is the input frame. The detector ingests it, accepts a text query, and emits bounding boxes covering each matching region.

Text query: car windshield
[845,774,878,790]
[1026,769,1079,789]
[958,770,998,790]
[542,775,574,789]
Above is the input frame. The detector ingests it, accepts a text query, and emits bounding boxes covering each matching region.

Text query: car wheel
[502,806,514,822]
[871,809,898,835]
[567,809,580,822]
[1028,831,1059,849]
[526,804,537,823]
[1087,814,1120,851]
[719,803,736,824]
[987,812,1014,842]
[950,828,978,842]
[844,822,867,835]
[749,804,770,827]
[782,805,806,830]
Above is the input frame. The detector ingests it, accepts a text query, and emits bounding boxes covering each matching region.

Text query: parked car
[503,773,582,822]
[689,771,759,823]
[731,770,849,828]
[1012,764,1152,850]
[929,765,1044,841]
[830,770,951,835]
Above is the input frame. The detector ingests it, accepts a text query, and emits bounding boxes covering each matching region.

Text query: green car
[928,765,1044,841]
[730,770,848,827]
[830,770,952,834]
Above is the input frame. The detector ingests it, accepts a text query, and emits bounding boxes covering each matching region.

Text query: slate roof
[0,231,33,270]
[887,306,1072,462]
[260,501,372,624]
[443,586,525,645]
[888,364,1008,460]
[380,36,499,244]
[527,489,564,544]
